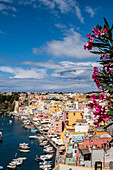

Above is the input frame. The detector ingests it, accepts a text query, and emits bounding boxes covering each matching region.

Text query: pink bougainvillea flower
[88,102,94,110]
[87,33,91,38]
[107,62,112,67]
[100,88,104,91]
[107,69,112,73]
[99,93,104,100]
[95,29,100,37]
[84,41,93,50]
[103,113,109,121]
[93,67,98,73]
[100,28,107,36]
[92,27,96,32]
[90,93,97,101]
[100,54,108,60]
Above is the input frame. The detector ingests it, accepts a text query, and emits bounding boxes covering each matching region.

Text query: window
[56,124,58,127]
[73,113,76,116]
[66,112,68,116]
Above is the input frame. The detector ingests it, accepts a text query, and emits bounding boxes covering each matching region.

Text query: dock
[12,113,65,166]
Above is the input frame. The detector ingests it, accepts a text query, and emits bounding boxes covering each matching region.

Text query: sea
[0,113,55,170]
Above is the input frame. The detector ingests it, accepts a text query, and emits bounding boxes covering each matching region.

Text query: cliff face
[0,102,15,112]
[0,93,19,112]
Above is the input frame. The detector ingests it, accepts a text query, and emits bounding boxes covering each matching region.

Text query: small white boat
[19,143,28,147]
[9,120,12,124]
[0,166,3,169]
[29,135,38,139]
[7,165,16,169]
[17,157,27,161]
[40,164,52,169]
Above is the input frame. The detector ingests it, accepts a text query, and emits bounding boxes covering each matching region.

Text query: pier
[12,113,65,166]
[28,116,65,166]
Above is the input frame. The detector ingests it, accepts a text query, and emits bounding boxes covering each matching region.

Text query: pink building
[48,120,64,135]
[79,135,112,149]
[78,101,84,110]
[63,111,69,126]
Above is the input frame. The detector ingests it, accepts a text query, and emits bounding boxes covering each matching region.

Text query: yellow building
[68,110,83,126]
[75,94,88,102]
[49,102,60,114]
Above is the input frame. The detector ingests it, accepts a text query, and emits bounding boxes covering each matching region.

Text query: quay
[11,112,65,166]
[28,116,65,166]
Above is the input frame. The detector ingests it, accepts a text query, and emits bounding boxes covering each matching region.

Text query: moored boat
[7,165,16,169]
[0,166,3,169]
[0,132,2,142]
[20,149,30,153]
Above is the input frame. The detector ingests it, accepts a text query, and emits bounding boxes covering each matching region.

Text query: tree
[84,18,113,127]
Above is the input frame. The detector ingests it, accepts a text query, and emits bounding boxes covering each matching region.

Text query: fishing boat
[20,149,30,153]
[0,166,3,169]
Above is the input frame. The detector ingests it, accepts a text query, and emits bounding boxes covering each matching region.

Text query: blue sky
[0,0,112,92]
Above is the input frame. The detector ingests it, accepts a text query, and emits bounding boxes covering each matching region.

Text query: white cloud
[39,0,84,23]
[0,66,47,79]
[75,3,84,24]
[33,29,95,59]
[85,6,96,18]
[22,60,101,80]
[0,77,97,92]
[0,61,100,92]
[55,23,66,29]
[0,29,6,35]
[0,2,16,15]
[32,48,38,54]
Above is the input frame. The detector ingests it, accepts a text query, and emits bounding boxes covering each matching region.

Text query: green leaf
[101,85,113,91]
[93,43,109,47]
[90,51,105,55]
[107,110,113,115]
[103,17,109,30]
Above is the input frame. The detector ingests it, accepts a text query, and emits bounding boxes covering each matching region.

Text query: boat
[40,155,53,161]
[20,149,30,153]
[31,128,38,133]
[43,147,53,152]
[39,160,52,165]
[7,165,16,169]
[40,164,52,169]
[16,157,27,161]
[19,145,30,150]
[12,159,23,166]
[45,151,54,154]
[0,132,2,142]
[29,135,38,140]
[9,120,12,124]
[0,166,3,169]
[19,143,28,147]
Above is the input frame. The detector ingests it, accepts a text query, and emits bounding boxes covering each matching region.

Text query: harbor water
[0,113,55,170]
